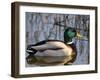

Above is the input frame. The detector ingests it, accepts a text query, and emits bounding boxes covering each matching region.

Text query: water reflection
[26,55,73,66]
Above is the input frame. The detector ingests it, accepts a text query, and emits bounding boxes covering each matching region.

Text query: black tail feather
[27,45,37,55]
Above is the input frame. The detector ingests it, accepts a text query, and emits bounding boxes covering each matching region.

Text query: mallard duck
[26,27,83,66]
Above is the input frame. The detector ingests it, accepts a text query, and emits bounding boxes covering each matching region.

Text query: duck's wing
[27,40,66,51]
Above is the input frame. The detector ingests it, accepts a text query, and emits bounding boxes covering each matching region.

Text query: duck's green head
[64,27,83,43]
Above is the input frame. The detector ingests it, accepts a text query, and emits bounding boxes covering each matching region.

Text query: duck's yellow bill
[76,32,84,39]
